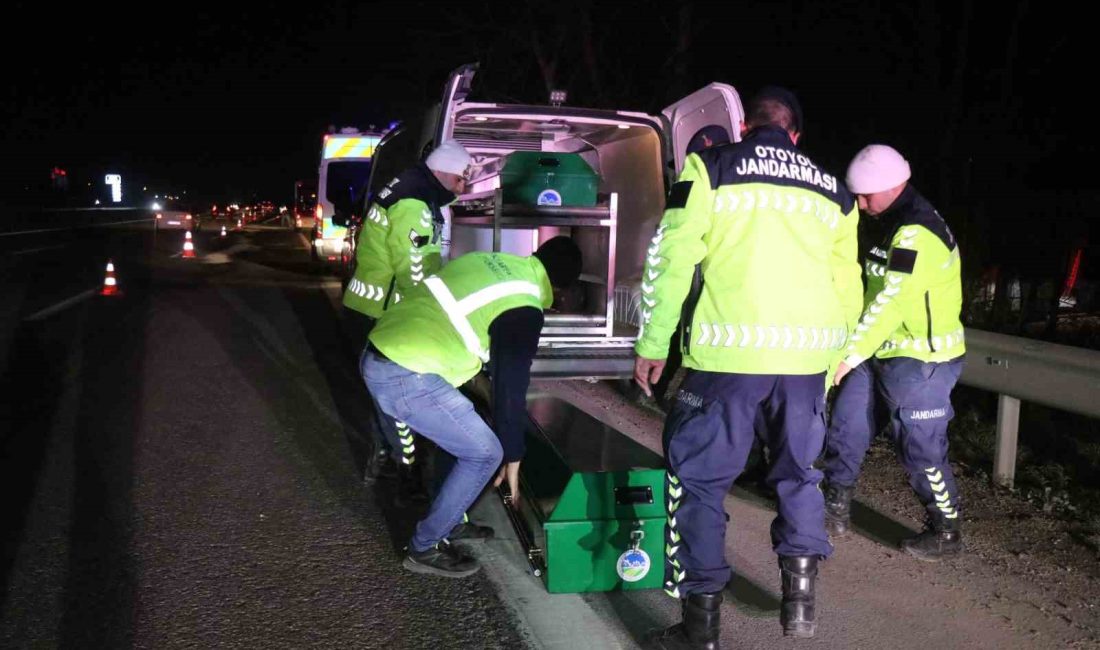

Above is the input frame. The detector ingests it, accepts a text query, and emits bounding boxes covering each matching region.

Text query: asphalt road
[0,221,524,648]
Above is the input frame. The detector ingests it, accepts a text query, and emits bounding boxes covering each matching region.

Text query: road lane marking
[11,243,69,255]
[24,288,98,322]
[0,218,154,237]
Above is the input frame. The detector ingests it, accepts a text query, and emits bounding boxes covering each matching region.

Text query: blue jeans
[355,316,404,459]
[359,346,404,458]
[360,351,502,552]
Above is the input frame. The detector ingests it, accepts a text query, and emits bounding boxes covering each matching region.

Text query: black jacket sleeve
[487,307,544,463]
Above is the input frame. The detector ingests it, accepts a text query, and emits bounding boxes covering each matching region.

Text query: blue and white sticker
[616,548,651,582]
[536,189,562,206]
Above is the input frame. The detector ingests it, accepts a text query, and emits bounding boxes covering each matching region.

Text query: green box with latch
[500,152,599,207]
[508,395,667,593]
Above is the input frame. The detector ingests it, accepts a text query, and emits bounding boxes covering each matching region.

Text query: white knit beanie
[425,139,472,175]
[845,144,911,194]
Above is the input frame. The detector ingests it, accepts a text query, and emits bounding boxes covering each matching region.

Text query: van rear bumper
[532,343,636,380]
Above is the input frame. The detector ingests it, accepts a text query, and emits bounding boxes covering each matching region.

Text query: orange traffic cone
[99,259,121,296]
[220,225,227,237]
[182,231,196,259]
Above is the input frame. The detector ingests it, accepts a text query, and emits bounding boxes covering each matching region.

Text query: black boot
[823,481,854,537]
[901,514,963,562]
[363,449,397,484]
[394,461,430,506]
[647,592,722,649]
[779,555,818,638]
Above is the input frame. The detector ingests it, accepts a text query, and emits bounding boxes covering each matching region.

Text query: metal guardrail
[0,207,153,235]
[960,328,1100,488]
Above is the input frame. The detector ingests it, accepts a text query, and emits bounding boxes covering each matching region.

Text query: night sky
[3,1,1092,273]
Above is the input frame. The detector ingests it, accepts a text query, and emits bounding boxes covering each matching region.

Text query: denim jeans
[360,350,502,552]
[352,315,403,458]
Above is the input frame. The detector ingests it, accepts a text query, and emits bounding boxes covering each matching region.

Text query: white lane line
[11,243,69,255]
[0,218,154,237]
[23,288,99,322]
[297,233,312,251]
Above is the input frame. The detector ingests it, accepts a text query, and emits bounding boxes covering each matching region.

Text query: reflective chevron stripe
[879,328,965,353]
[847,268,908,353]
[397,421,416,465]
[694,323,847,350]
[664,471,685,599]
[348,279,386,301]
[638,224,669,341]
[925,465,957,519]
[711,189,840,229]
[366,206,388,226]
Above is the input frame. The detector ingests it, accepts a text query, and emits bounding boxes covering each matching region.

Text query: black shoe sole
[402,556,481,578]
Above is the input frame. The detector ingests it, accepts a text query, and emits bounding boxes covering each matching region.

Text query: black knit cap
[752,85,803,133]
[533,236,582,288]
[686,125,731,155]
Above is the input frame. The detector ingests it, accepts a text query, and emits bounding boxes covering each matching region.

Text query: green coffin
[518,395,666,593]
[500,152,599,207]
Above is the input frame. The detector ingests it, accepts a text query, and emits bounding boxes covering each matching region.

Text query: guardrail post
[993,394,1021,488]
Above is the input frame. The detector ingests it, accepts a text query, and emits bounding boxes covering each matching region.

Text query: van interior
[450,110,667,337]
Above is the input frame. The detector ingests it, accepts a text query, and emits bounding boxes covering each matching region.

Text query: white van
[313,127,382,264]
[361,64,744,379]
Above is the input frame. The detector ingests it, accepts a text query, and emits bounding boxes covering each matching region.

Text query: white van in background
[312,127,382,265]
